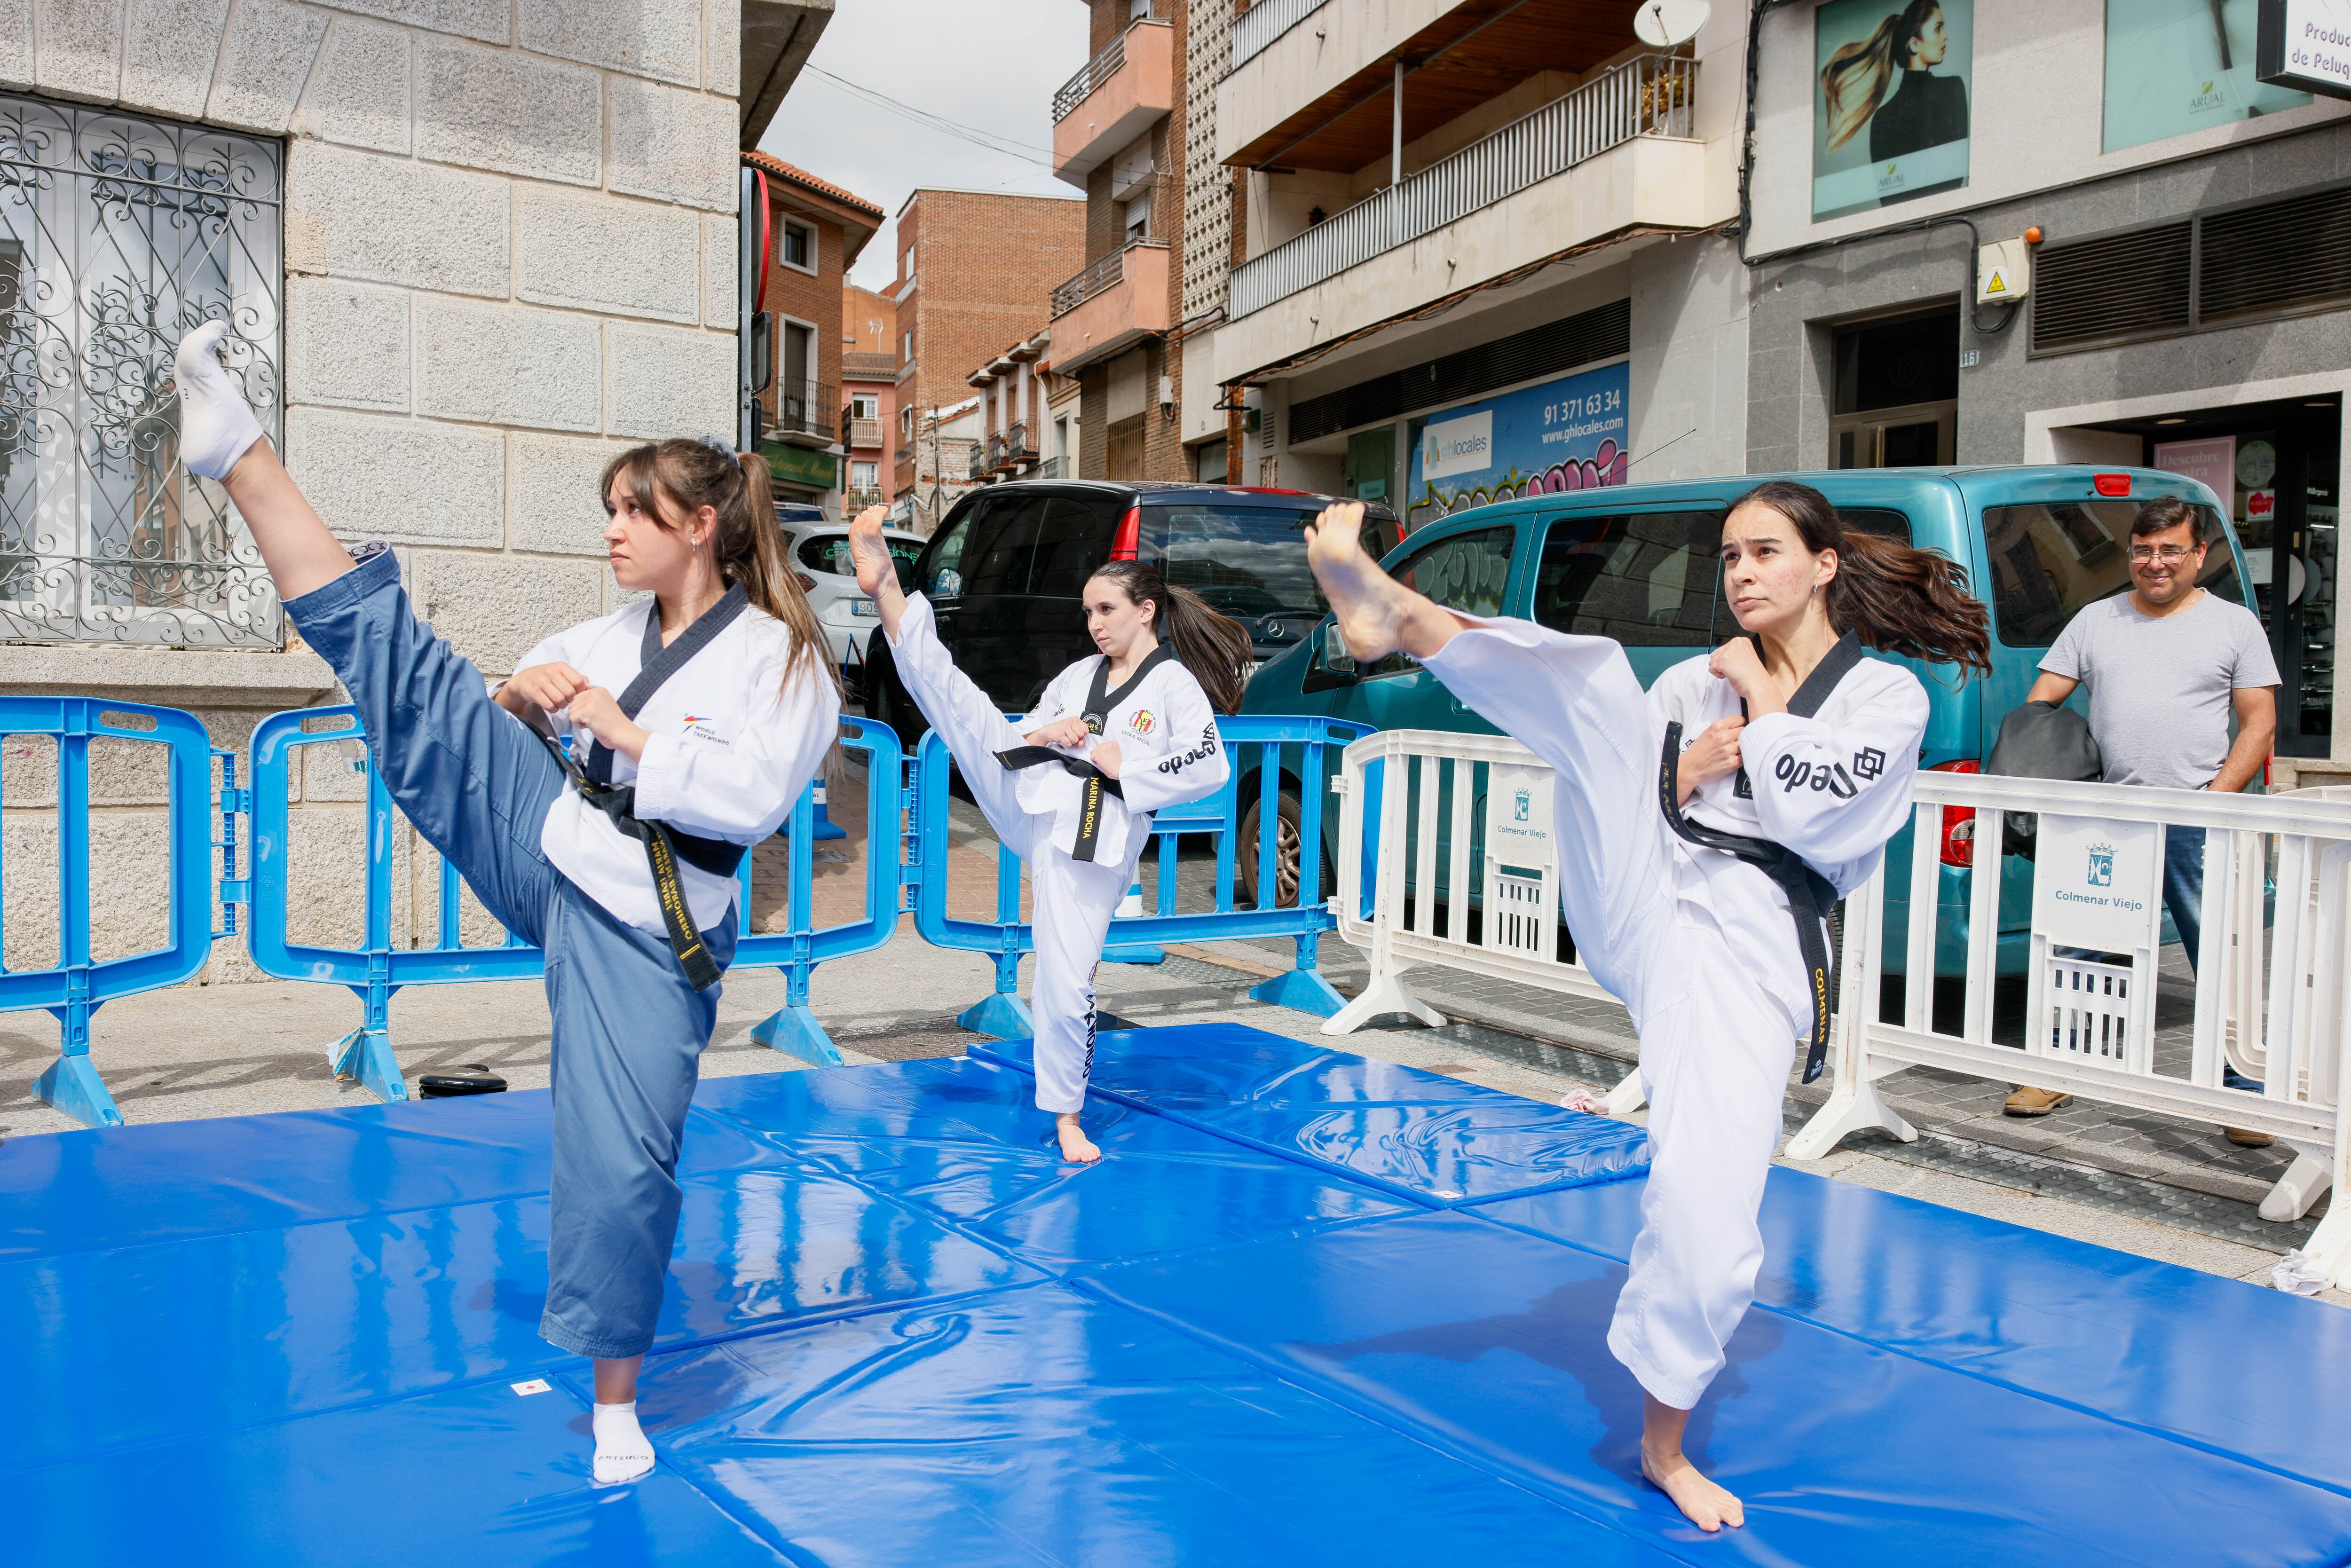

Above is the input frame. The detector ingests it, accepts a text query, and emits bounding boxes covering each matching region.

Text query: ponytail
[1086,559,1252,713]
[1820,0,1944,151]
[601,438,842,700]
[1728,480,1991,678]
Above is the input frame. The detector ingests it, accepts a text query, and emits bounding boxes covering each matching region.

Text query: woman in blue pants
[173,323,839,1486]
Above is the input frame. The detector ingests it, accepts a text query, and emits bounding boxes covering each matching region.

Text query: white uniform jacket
[1650,652,1930,1033]
[1015,644,1231,866]
[514,598,840,938]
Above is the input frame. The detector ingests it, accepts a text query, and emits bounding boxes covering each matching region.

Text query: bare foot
[1303,501,1410,661]
[845,504,892,598]
[1641,1446,1744,1533]
[1056,1112,1102,1164]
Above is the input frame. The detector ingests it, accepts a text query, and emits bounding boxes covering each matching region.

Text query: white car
[773,512,926,670]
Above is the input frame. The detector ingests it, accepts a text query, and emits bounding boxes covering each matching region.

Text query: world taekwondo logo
[1513,788,1532,822]
[2086,842,2114,889]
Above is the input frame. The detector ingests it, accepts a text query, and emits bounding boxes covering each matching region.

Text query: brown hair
[1727,479,1992,678]
[600,438,840,698]
[1821,0,1944,150]
[1085,559,1253,713]
[2131,495,2212,546]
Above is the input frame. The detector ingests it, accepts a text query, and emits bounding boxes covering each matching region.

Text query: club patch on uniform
[681,714,710,728]
[1128,710,1154,736]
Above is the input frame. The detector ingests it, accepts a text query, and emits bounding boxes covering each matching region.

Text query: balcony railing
[769,378,838,441]
[1052,6,1167,124]
[839,409,882,448]
[846,488,885,512]
[1035,455,1067,480]
[1053,239,1168,317]
[1005,421,1035,463]
[1229,54,1696,320]
[1231,0,1323,72]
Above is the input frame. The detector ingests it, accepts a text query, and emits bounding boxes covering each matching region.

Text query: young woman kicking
[1304,482,1988,1532]
[173,322,840,1487]
[846,505,1247,1163]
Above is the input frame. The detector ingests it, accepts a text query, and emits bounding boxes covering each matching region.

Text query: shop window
[2101,0,2308,155]
[1830,307,1957,469]
[0,95,284,647]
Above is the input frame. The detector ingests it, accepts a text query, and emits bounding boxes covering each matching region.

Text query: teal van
[1234,466,2256,977]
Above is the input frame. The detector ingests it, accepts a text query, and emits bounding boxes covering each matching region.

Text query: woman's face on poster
[1905,6,1948,68]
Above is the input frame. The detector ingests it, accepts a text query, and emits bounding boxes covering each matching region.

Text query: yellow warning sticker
[1984,268,2009,294]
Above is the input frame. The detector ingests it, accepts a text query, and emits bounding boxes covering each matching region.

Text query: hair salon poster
[1813,0,1975,221]
[1406,362,1630,530]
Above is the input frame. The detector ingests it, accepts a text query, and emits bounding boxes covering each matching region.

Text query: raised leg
[883,593,1041,858]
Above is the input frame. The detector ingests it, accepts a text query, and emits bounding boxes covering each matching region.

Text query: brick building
[1047,0,1199,481]
[842,283,896,512]
[0,2,825,1028]
[743,152,883,517]
[886,188,1085,513]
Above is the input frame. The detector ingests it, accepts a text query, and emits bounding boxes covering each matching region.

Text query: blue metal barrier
[733,716,904,1066]
[909,715,1370,1037]
[243,707,906,1097]
[0,698,217,1127]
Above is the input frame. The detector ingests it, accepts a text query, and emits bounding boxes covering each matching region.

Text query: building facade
[1049,0,1196,481]
[886,187,1085,520]
[0,1,821,987]
[1743,0,2351,782]
[743,151,882,518]
[966,329,1078,484]
[842,283,897,512]
[1201,0,1747,518]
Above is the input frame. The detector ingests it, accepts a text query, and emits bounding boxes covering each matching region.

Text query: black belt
[534,727,736,991]
[1655,630,1865,1084]
[995,747,1123,862]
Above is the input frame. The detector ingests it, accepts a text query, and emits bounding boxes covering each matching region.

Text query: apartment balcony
[845,488,885,512]
[1035,455,1068,481]
[1004,421,1036,464]
[1047,240,1171,376]
[840,410,882,449]
[768,378,838,448]
[1051,15,1173,188]
[1221,55,1701,379]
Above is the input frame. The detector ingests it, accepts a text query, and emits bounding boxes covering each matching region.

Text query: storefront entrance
[1829,307,1959,470]
[2088,395,2342,757]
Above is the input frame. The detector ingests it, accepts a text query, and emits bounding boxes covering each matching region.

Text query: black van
[861,479,1398,745]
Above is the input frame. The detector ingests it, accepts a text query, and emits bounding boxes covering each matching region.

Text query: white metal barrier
[1327,731,2351,1282]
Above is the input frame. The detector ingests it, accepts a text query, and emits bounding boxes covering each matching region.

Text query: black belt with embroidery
[533,727,737,990]
[994,747,1124,862]
[1655,630,1865,1084]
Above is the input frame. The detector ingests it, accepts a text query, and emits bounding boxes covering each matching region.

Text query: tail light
[794,571,817,592]
[1109,504,1141,561]
[1932,758,1980,866]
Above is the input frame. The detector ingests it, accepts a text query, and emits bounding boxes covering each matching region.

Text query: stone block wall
[0,0,745,989]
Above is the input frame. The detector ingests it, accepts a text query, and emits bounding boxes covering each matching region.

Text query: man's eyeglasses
[2127,544,2201,564]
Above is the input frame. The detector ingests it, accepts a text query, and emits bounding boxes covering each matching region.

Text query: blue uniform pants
[285,546,736,1360]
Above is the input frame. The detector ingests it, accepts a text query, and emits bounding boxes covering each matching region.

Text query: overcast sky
[757,0,1091,292]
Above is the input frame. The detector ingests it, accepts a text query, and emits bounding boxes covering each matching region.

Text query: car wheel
[1238,786,1322,908]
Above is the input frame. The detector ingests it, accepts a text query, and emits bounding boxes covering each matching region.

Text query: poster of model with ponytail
[1812,0,1974,221]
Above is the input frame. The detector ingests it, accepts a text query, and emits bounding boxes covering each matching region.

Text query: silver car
[773,510,925,669]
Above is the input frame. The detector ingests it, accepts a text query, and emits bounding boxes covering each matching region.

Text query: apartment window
[902,330,914,362]
[852,461,878,491]
[0,95,284,647]
[900,406,915,438]
[850,394,878,420]
[1124,194,1151,244]
[780,219,815,274]
[1128,0,1151,17]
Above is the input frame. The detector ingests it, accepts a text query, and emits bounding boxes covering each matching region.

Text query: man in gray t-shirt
[2006,496,2279,1131]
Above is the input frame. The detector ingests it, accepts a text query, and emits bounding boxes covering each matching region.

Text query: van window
[1535,512,1721,646]
[1983,500,2236,646]
[1344,525,1515,679]
[1029,497,1120,598]
[1148,504,1400,641]
[962,496,1048,598]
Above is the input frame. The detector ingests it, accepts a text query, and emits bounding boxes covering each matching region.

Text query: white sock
[592,1400,655,1486]
[172,319,264,481]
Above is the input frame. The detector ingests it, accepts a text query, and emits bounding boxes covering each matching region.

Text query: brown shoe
[2004,1085,2074,1117]
[2225,1126,2276,1148]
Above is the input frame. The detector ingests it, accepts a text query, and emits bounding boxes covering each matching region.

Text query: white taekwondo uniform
[888,592,1231,1112]
[1423,615,1927,1409]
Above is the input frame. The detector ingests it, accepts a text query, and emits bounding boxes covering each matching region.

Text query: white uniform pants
[1423,619,1798,1410]
[891,611,1140,1115]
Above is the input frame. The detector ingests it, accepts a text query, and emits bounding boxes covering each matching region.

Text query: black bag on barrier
[1986,700,2102,860]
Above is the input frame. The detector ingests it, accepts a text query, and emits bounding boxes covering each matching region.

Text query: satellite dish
[1633,0,1709,47]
